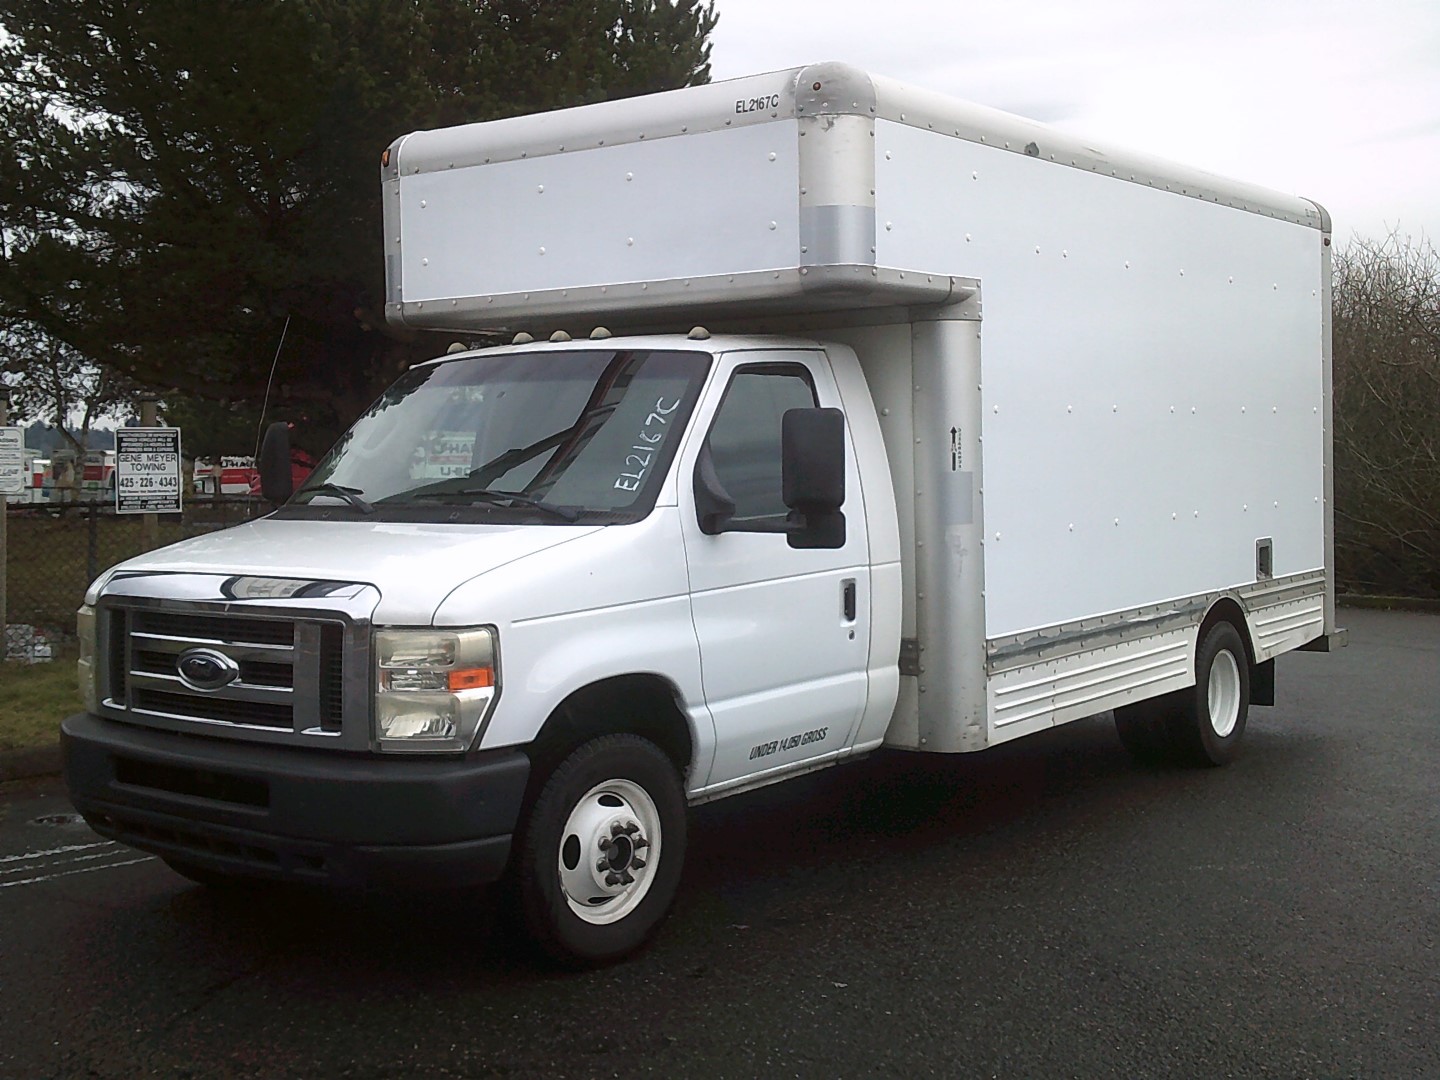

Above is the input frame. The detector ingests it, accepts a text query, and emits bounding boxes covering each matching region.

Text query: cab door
[679,350,871,791]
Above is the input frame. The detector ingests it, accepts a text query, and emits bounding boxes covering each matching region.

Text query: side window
[706,365,818,522]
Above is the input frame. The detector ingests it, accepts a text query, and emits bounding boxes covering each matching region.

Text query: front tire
[514,734,687,967]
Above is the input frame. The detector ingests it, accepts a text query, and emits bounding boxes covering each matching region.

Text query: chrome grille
[103,606,350,741]
[318,623,345,732]
[132,610,296,646]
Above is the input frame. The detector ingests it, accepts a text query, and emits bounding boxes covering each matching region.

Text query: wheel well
[1199,597,1255,666]
[527,675,694,793]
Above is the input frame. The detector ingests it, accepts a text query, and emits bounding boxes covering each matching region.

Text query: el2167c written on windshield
[614,396,680,492]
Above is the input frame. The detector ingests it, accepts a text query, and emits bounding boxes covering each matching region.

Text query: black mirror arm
[734,510,813,536]
[694,446,736,534]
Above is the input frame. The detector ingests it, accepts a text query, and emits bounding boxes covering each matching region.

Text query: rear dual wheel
[1114,620,1250,767]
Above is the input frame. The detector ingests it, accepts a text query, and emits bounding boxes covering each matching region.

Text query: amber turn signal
[448,668,494,691]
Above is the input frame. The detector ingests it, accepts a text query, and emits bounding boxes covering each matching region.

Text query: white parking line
[0,856,156,889]
[0,848,132,877]
[0,840,158,889]
[0,841,115,864]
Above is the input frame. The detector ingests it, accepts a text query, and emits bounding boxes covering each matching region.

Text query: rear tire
[513,734,687,968]
[1115,620,1251,767]
[1169,620,1250,766]
[1113,703,1174,764]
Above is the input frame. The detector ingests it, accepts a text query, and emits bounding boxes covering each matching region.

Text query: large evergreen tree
[0,1,717,453]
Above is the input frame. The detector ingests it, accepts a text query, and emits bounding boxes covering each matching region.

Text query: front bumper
[62,713,530,889]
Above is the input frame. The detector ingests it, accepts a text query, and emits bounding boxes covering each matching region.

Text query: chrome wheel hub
[557,779,661,925]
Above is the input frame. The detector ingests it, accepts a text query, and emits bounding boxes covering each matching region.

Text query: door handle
[842,578,857,622]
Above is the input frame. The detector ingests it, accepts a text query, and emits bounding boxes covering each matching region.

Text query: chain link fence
[5,488,1431,665]
[3,497,266,660]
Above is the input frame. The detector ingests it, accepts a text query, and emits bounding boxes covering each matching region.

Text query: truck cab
[64,331,899,963]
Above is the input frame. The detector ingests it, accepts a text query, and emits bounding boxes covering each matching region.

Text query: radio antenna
[253,314,291,461]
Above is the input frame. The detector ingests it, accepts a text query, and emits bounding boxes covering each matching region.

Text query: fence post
[137,394,159,552]
[87,501,100,585]
[0,387,9,658]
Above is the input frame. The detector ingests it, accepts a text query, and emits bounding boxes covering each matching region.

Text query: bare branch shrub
[1332,232,1440,597]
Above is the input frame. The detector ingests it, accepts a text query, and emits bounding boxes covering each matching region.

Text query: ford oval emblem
[176,648,240,692]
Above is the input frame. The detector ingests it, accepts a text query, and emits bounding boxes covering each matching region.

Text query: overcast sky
[708,0,1438,245]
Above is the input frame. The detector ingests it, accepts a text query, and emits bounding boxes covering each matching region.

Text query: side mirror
[258,421,294,503]
[782,408,845,512]
[782,408,846,549]
[693,407,847,548]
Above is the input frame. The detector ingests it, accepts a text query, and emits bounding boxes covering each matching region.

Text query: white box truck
[63,63,1342,965]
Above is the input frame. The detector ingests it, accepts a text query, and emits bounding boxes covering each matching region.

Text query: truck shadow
[90,712,1319,996]
[678,715,1147,910]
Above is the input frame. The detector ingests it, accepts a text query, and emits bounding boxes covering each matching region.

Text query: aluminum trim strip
[1239,571,1328,606]
[996,666,1185,729]
[1253,604,1325,631]
[1254,609,1324,647]
[799,205,877,267]
[993,640,1190,702]
[986,570,1326,675]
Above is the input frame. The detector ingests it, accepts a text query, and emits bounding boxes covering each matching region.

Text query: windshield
[284,348,710,524]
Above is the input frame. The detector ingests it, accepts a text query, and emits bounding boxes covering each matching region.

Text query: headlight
[373,627,498,752]
[77,604,99,713]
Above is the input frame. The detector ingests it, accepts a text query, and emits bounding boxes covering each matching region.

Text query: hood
[111,517,604,624]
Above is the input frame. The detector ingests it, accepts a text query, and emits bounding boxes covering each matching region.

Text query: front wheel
[514,734,687,967]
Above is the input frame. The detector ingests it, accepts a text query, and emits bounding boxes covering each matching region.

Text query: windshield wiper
[295,483,374,513]
[470,403,618,487]
[404,487,580,522]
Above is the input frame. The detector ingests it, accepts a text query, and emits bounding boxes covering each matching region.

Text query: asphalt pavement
[1,607,1436,1079]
